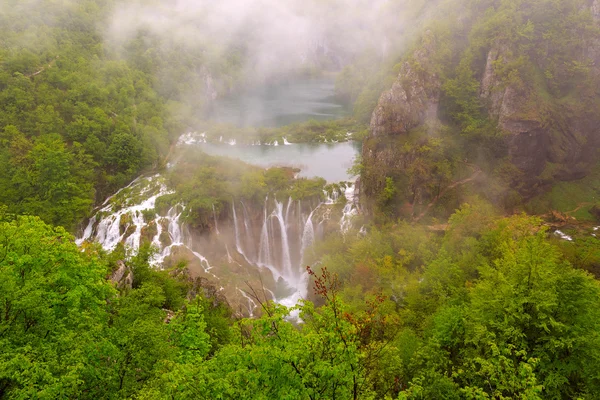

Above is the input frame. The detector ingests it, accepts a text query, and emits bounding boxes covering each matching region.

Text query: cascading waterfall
[78,172,360,315]
[78,175,172,253]
[237,288,258,317]
[300,210,316,266]
[152,206,184,265]
[258,201,273,270]
[285,197,293,227]
[274,200,293,278]
[76,216,96,246]
[340,184,359,234]
[235,185,358,302]
[241,201,255,260]
[212,204,220,235]
[232,202,252,265]
[77,176,212,272]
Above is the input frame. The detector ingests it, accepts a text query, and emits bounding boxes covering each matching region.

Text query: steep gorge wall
[362,32,442,204]
[363,2,600,210]
[479,44,600,188]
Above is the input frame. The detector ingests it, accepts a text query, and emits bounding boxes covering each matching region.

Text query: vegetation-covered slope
[0,0,177,229]
[357,0,600,220]
[2,208,600,399]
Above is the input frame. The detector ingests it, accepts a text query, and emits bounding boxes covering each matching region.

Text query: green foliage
[194,118,367,145]
[2,1,600,399]
[0,216,114,397]
[364,131,459,221]
[0,215,234,398]
[526,160,600,221]
[5,203,600,399]
[0,1,175,229]
[163,150,326,230]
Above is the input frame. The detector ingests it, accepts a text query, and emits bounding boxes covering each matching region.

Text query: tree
[400,217,600,399]
[0,216,114,398]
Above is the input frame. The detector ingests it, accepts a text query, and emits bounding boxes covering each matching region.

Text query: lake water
[196,141,361,182]
[197,76,359,182]
[207,78,348,127]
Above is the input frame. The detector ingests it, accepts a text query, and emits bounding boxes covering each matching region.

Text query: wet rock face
[110,261,134,290]
[590,0,600,67]
[363,34,442,206]
[480,52,549,178]
[480,45,599,188]
[369,33,441,137]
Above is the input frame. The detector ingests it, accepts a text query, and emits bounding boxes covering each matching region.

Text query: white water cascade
[77,172,360,314]
[340,183,359,234]
[300,210,316,266]
[227,190,359,308]
[274,201,293,278]
[77,176,213,274]
[77,175,171,252]
[212,204,220,235]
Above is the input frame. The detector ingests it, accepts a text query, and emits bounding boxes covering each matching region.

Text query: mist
[106,0,395,84]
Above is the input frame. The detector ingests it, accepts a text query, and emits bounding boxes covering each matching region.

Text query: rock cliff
[365,2,600,207]
[361,33,442,206]
[480,43,600,188]
[479,46,550,178]
[369,32,441,137]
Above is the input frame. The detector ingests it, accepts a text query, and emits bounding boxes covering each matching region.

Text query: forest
[2,0,600,399]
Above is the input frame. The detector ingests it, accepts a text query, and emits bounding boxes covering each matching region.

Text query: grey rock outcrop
[480,45,599,187]
[110,261,134,290]
[593,0,600,22]
[480,47,549,177]
[370,32,441,137]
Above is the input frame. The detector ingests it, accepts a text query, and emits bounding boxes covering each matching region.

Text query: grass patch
[526,162,600,221]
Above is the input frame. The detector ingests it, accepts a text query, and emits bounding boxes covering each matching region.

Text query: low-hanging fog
[106,0,398,83]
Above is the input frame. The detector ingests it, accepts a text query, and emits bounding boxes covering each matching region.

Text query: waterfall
[124,210,145,252]
[274,201,293,278]
[191,250,214,274]
[241,201,254,260]
[76,216,96,246]
[232,202,242,255]
[151,205,185,265]
[232,201,252,265]
[285,197,293,228]
[340,184,358,234]
[77,172,361,315]
[77,175,212,270]
[258,203,272,268]
[167,207,183,245]
[212,204,220,235]
[151,215,163,250]
[95,214,124,252]
[237,288,258,317]
[300,210,315,265]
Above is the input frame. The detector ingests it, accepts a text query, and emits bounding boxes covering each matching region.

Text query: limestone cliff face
[479,47,550,178]
[366,30,599,202]
[590,0,600,66]
[362,34,441,204]
[481,44,599,187]
[369,33,441,137]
